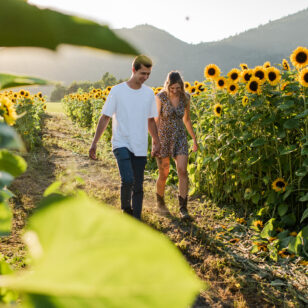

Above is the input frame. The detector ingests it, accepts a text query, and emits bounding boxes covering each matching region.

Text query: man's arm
[89,114,111,160]
[148,117,160,157]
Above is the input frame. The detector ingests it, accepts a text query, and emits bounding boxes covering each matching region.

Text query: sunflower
[252,220,263,229]
[155,87,163,92]
[253,66,266,84]
[196,82,206,92]
[227,82,238,94]
[204,64,221,80]
[194,81,199,86]
[266,67,281,86]
[184,81,191,90]
[246,77,262,94]
[282,59,290,70]
[0,96,17,126]
[227,68,241,82]
[289,231,297,237]
[242,96,249,107]
[241,69,253,83]
[43,105,47,110]
[215,76,227,89]
[106,86,112,92]
[263,61,271,68]
[19,89,25,97]
[213,103,222,117]
[91,88,97,93]
[240,63,248,70]
[272,178,287,192]
[299,67,308,87]
[290,46,308,69]
[189,85,197,95]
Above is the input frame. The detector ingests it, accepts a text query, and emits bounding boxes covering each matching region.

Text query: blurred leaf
[301,146,308,156]
[281,213,296,227]
[0,201,12,236]
[0,150,27,177]
[277,101,294,110]
[283,118,300,130]
[43,181,62,197]
[278,204,288,217]
[295,109,308,119]
[2,194,202,307]
[295,167,308,177]
[300,208,308,222]
[288,236,302,255]
[0,172,14,189]
[0,0,138,54]
[283,187,293,200]
[279,145,297,155]
[0,123,24,150]
[261,218,275,239]
[0,73,49,90]
[250,138,265,147]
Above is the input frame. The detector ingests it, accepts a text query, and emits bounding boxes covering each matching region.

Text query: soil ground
[1,112,307,307]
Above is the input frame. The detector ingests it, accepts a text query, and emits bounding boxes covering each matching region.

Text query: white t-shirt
[101,82,157,156]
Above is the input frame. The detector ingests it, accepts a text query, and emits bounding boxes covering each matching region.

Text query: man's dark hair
[132,55,153,71]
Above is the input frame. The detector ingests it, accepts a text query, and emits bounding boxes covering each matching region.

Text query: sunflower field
[0,90,47,150]
[62,47,308,259]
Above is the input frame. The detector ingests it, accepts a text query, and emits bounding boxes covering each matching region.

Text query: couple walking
[89,55,198,220]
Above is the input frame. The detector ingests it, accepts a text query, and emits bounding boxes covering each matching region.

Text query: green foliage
[1,193,202,307]
[0,0,138,55]
[0,73,49,90]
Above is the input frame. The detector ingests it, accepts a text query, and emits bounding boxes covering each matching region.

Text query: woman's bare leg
[174,155,188,198]
[156,157,170,196]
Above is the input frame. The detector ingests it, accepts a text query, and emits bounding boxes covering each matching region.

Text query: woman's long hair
[163,71,189,106]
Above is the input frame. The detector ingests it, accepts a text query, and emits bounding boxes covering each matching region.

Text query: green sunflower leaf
[0,150,27,177]
[279,145,297,155]
[300,208,308,222]
[1,194,202,307]
[0,123,24,150]
[0,0,138,55]
[278,204,288,217]
[0,172,14,189]
[283,118,300,130]
[301,146,308,156]
[0,201,13,236]
[250,138,266,147]
[261,218,276,239]
[295,167,308,177]
[0,73,49,90]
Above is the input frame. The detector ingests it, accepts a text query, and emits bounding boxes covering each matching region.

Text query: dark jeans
[113,147,147,220]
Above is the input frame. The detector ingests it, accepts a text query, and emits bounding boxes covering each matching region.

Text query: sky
[29,0,308,44]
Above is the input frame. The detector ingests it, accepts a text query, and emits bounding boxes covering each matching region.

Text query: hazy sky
[29,0,308,44]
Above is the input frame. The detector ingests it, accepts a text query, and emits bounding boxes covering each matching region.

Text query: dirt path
[2,112,307,308]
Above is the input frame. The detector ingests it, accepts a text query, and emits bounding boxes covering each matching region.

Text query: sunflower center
[304,73,308,83]
[268,72,277,81]
[208,68,216,75]
[296,52,307,64]
[255,70,265,80]
[244,73,251,81]
[230,85,236,91]
[276,181,285,188]
[218,80,224,86]
[216,107,221,113]
[191,88,196,93]
[231,73,238,80]
[250,81,258,91]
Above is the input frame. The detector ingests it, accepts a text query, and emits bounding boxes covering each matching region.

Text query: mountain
[1,8,308,96]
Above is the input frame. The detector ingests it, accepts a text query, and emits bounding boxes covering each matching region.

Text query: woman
[154,71,198,219]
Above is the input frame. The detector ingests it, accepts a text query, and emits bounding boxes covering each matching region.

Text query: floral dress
[157,91,188,158]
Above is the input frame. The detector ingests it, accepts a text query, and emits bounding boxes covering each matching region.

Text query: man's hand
[89,143,97,160]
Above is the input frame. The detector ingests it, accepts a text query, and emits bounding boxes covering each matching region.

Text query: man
[89,55,160,220]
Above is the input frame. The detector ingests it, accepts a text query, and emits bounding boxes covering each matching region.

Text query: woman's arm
[154,95,162,130]
[183,96,198,152]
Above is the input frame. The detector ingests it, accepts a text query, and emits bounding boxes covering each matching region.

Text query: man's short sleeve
[149,91,158,118]
[101,88,116,116]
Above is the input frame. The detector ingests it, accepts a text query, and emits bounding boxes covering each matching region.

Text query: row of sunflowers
[0,89,46,150]
[62,47,308,260]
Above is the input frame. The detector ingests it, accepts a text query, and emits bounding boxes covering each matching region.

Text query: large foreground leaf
[0,150,27,177]
[0,73,49,90]
[0,0,138,55]
[0,194,202,307]
[0,123,24,150]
